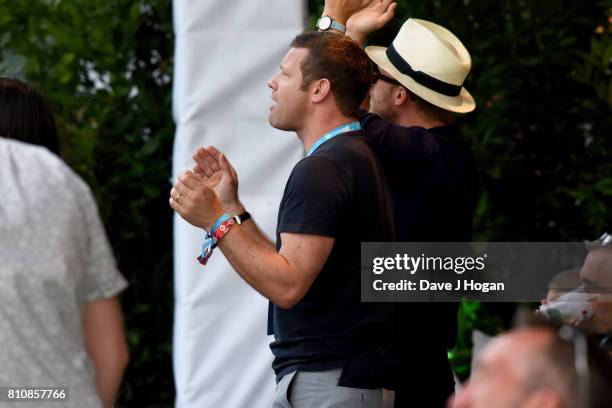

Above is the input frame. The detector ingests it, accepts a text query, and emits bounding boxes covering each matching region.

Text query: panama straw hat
[365,18,475,113]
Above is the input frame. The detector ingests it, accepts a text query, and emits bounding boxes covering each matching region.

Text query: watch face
[318,16,332,30]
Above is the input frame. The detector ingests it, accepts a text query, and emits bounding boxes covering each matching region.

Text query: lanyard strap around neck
[306,121,361,157]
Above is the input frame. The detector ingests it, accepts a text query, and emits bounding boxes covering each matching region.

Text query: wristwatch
[316,16,346,34]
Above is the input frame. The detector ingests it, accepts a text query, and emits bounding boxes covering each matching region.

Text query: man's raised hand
[322,0,377,24]
[192,146,242,213]
[346,0,397,45]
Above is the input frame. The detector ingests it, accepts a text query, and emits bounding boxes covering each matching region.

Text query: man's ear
[311,78,331,103]
[394,86,409,106]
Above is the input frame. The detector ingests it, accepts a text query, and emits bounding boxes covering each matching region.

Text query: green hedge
[1,0,610,403]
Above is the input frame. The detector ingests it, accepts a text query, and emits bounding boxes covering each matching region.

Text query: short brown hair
[290,32,371,117]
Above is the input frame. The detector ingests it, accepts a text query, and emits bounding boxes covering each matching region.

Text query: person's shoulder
[306,134,374,169]
[0,138,91,195]
[1,138,65,175]
[323,132,370,155]
[1,137,57,161]
[379,124,458,152]
[292,154,343,177]
[430,124,461,138]
[430,125,472,152]
[360,113,433,148]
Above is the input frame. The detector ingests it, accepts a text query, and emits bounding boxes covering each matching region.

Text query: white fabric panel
[172,1,305,407]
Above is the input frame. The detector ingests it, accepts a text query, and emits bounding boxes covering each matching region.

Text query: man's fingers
[193,160,212,178]
[195,146,217,160]
[385,2,396,15]
[193,147,210,163]
[375,2,396,27]
[219,153,235,176]
[193,148,216,177]
[192,148,207,162]
[194,146,229,177]
[170,186,183,201]
[171,180,192,202]
[362,0,380,10]
[225,155,239,182]
[204,155,220,173]
[170,195,185,211]
[196,146,220,173]
[206,145,222,159]
[366,0,384,11]
[178,172,198,190]
[216,153,239,185]
[192,164,207,176]
[372,0,394,12]
[376,1,395,17]
[208,147,237,181]
[205,146,223,172]
[192,152,206,175]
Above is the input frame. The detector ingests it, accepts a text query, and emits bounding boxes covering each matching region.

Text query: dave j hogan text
[372,279,505,293]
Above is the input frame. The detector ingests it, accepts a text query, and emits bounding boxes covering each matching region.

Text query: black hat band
[386,43,463,97]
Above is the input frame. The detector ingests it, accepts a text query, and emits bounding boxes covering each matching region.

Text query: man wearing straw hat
[320,1,479,406]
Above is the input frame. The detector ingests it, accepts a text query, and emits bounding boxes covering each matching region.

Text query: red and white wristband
[197,212,251,266]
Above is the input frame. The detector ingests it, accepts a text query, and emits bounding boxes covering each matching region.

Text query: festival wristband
[197,214,239,266]
[211,218,237,242]
[210,213,231,233]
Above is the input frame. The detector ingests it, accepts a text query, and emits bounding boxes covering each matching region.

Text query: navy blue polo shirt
[267,130,394,381]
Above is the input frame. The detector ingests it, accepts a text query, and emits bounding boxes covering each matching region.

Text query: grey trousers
[273,369,383,408]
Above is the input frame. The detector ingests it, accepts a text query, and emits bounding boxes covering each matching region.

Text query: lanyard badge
[306,121,361,157]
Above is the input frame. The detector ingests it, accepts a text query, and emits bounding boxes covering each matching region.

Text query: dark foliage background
[1,0,610,403]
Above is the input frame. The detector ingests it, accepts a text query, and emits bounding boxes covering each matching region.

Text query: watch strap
[329,19,346,34]
[234,211,251,224]
[317,16,346,34]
